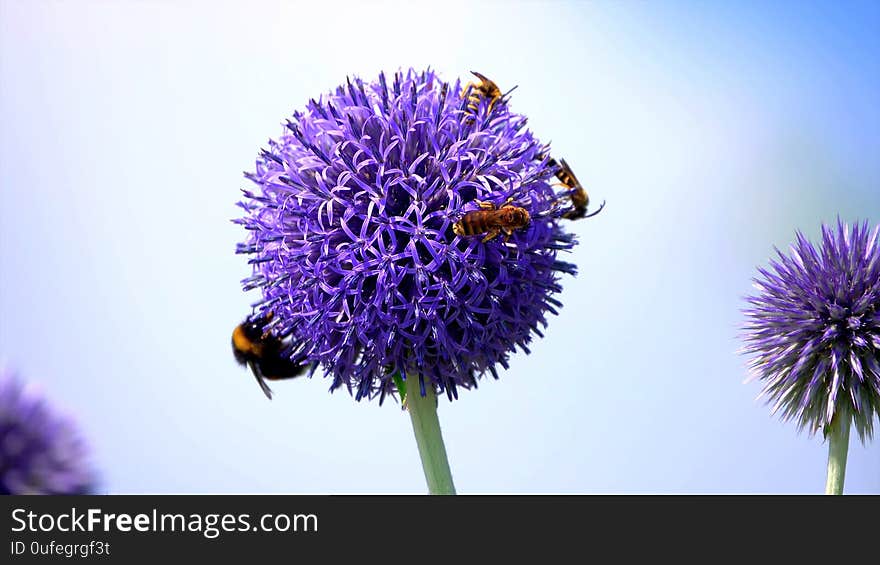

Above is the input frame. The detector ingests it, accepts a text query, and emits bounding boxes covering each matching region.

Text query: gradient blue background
[1,0,878,493]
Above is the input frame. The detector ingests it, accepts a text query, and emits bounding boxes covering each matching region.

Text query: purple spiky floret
[743,220,880,440]
[235,68,578,402]
[0,369,95,494]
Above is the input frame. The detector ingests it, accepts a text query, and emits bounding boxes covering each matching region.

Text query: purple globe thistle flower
[0,369,95,494]
[743,220,880,441]
[235,68,578,402]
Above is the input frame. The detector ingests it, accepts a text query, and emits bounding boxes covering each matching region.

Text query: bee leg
[582,200,606,218]
[475,200,496,210]
[481,228,500,243]
[502,227,513,243]
[249,362,274,400]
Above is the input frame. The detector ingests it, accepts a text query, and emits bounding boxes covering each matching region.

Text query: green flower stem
[824,415,851,495]
[406,384,456,495]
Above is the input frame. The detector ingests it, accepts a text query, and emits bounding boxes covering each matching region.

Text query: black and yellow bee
[547,157,605,220]
[462,71,502,120]
[232,312,307,399]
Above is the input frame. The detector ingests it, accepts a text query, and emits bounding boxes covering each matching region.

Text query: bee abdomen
[570,187,588,209]
[453,213,490,237]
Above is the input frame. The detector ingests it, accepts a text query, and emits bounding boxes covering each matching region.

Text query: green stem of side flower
[406,383,456,495]
[824,414,851,495]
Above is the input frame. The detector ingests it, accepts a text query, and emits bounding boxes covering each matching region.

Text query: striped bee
[462,71,502,120]
[547,157,605,220]
[453,197,531,243]
[232,312,307,399]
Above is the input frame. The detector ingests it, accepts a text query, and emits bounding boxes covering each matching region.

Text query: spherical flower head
[0,369,95,494]
[235,68,578,402]
[743,220,880,441]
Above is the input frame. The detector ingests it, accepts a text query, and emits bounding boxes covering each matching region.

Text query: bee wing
[249,361,274,400]
[469,70,490,83]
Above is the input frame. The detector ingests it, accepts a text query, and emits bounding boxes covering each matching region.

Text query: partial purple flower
[235,68,578,402]
[743,220,880,440]
[0,369,95,494]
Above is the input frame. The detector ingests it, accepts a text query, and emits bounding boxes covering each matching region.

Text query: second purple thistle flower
[235,68,597,402]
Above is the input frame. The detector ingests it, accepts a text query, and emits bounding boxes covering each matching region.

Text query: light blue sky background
[1,1,878,493]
